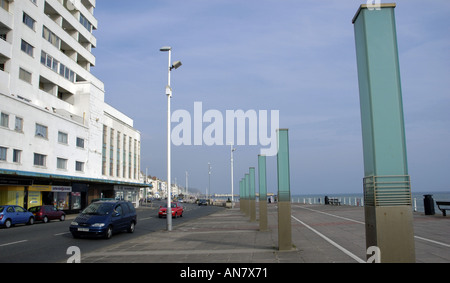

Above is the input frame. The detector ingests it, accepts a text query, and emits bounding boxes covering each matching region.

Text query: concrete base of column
[278,201,293,251]
[250,199,256,222]
[365,205,416,263]
[259,201,268,231]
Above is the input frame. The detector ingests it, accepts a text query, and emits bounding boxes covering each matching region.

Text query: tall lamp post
[160,46,182,231]
[229,143,236,208]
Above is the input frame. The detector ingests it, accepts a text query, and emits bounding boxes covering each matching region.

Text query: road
[0,201,223,263]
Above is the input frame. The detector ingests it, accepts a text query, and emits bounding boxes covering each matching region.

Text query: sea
[290,191,450,213]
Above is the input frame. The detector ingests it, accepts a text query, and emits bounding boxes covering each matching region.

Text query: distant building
[0,0,146,212]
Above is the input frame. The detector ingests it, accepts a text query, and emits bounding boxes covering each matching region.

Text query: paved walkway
[81,203,450,263]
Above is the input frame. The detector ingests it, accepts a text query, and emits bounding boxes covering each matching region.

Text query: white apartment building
[0,0,146,212]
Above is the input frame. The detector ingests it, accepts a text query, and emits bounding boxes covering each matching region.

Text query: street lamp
[208,162,212,201]
[229,143,236,208]
[160,46,182,231]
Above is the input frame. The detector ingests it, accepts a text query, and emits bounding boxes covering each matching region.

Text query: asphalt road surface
[0,201,222,263]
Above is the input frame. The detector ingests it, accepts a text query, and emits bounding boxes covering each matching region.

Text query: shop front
[0,186,26,207]
[1,170,148,212]
[114,185,140,208]
[27,185,88,213]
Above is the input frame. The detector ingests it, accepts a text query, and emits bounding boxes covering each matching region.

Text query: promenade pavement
[80,203,450,263]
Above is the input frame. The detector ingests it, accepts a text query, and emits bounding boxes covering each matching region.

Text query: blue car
[69,200,137,239]
[0,205,35,228]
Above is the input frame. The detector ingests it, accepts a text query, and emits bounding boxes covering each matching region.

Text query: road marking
[291,215,366,263]
[139,217,153,221]
[415,236,450,248]
[294,205,450,249]
[0,240,28,247]
[295,205,364,224]
[54,232,71,236]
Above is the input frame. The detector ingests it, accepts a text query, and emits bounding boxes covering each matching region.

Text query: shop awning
[0,169,151,188]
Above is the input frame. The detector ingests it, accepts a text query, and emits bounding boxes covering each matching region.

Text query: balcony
[0,35,11,59]
[0,6,13,30]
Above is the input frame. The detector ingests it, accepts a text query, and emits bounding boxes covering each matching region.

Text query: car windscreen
[161,203,176,208]
[28,206,41,212]
[81,202,114,216]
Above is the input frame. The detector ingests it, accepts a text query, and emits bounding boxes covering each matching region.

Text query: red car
[158,202,184,218]
[28,205,66,223]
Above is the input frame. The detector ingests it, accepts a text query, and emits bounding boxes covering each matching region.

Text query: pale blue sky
[91,0,450,195]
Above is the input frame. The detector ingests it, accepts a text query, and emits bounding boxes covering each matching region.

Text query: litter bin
[423,194,435,215]
[325,196,329,205]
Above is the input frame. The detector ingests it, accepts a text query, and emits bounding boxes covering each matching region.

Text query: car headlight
[71,221,78,226]
[91,223,105,228]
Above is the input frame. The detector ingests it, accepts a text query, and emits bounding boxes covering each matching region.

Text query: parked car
[159,202,184,218]
[198,199,208,206]
[69,200,137,239]
[28,205,66,223]
[0,205,35,228]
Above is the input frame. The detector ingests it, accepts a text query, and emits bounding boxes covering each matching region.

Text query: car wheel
[127,222,135,233]
[27,217,34,225]
[105,226,113,239]
[43,216,49,223]
[5,219,12,228]
[60,214,65,221]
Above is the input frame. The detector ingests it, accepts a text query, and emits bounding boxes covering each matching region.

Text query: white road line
[291,215,366,263]
[0,240,28,247]
[54,232,71,236]
[294,205,450,249]
[295,205,365,224]
[415,236,450,248]
[139,217,153,221]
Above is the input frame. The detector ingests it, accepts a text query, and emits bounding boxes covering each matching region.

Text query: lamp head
[160,46,172,52]
[170,61,182,70]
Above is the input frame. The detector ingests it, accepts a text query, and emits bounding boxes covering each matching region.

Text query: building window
[129,137,132,179]
[0,147,6,161]
[41,51,59,72]
[80,13,92,32]
[21,40,34,57]
[23,13,36,31]
[0,112,9,128]
[19,68,32,84]
[15,117,23,132]
[76,137,85,148]
[34,153,46,167]
[76,161,84,172]
[42,26,60,49]
[134,139,137,179]
[41,51,76,82]
[116,132,121,177]
[102,125,107,175]
[13,149,21,164]
[35,123,48,139]
[1,0,9,11]
[123,134,127,178]
[58,131,68,144]
[59,63,75,82]
[109,128,114,176]
[57,158,67,170]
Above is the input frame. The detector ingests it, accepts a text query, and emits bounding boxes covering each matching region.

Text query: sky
[91,0,450,196]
